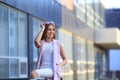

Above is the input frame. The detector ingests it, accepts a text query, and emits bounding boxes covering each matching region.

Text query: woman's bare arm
[59,44,67,67]
[34,23,45,48]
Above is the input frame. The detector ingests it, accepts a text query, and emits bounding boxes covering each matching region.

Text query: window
[18,13,28,57]
[20,62,27,74]
[87,41,94,80]
[0,3,28,78]
[94,48,107,80]
[32,17,42,69]
[74,0,86,22]
[0,58,9,78]
[10,59,19,78]
[74,35,86,80]
[58,29,73,80]
[0,4,9,56]
[9,9,18,57]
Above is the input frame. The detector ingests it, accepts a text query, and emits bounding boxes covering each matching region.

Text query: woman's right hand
[40,22,45,30]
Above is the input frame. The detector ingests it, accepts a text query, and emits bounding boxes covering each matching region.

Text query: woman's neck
[45,38,53,43]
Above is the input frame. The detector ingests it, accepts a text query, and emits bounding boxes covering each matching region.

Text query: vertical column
[73,35,78,80]
[28,15,33,77]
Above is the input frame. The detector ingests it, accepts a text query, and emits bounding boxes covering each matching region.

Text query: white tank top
[40,41,53,69]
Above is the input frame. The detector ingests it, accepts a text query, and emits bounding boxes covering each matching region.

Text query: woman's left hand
[57,63,62,67]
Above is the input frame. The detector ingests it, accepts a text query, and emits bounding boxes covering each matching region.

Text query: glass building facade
[0,0,108,80]
[0,3,28,78]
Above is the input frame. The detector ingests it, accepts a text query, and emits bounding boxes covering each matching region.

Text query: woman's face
[46,24,55,39]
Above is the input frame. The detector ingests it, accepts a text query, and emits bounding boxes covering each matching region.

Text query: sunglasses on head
[45,21,55,26]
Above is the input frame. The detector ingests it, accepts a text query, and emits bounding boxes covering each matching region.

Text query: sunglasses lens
[46,22,49,24]
[46,21,55,26]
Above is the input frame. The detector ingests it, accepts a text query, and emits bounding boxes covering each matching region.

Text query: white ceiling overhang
[94,28,120,49]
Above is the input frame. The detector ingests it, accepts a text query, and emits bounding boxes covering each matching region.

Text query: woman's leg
[30,70,39,78]
[30,68,53,79]
[35,68,53,78]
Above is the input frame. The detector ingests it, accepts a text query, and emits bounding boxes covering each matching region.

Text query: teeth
[49,34,53,38]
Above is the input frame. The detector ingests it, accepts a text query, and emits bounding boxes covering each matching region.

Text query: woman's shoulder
[40,40,44,44]
[53,39,60,44]
[53,39,58,41]
[53,39,59,42]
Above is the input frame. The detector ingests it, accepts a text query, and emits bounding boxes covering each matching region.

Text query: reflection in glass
[33,18,41,58]
[19,13,28,57]
[94,0,100,15]
[74,0,86,22]
[0,5,9,56]
[33,62,37,70]
[20,62,27,74]
[58,29,73,80]
[9,9,18,56]
[74,35,86,80]
[33,18,42,69]
[10,59,19,78]
[0,59,9,78]
[0,3,28,78]
[87,41,94,80]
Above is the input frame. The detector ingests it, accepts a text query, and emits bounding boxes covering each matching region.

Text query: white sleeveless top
[40,41,53,69]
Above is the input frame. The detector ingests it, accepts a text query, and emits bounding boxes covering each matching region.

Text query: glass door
[94,48,107,80]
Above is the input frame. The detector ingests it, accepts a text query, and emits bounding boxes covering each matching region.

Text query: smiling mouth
[49,34,53,38]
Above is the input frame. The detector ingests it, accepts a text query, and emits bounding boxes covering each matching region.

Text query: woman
[30,21,67,80]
